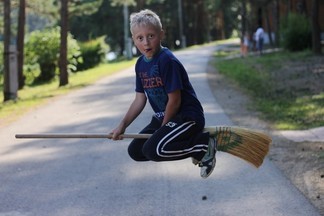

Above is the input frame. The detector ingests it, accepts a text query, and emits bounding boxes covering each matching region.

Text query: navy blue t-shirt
[135,47,205,125]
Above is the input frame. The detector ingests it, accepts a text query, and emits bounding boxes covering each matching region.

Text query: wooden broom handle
[15,133,152,139]
[15,127,225,139]
[15,127,266,139]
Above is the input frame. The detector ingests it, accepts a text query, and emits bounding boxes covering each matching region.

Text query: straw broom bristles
[204,126,271,168]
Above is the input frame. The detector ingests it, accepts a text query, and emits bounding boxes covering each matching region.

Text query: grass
[214,49,324,130]
[0,59,136,126]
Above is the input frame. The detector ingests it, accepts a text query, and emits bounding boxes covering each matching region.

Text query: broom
[204,126,271,167]
[15,126,271,168]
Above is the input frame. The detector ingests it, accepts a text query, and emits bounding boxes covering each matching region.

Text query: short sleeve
[135,73,144,93]
[161,59,183,93]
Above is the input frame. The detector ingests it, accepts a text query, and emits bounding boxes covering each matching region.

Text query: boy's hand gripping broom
[16,126,271,168]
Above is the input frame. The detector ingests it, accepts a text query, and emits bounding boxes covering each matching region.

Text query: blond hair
[130,9,162,35]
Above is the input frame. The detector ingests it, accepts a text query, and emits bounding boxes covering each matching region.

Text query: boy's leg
[128,116,161,161]
[142,116,209,162]
[133,115,217,178]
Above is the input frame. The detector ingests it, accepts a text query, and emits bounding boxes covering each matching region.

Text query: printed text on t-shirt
[138,71,164,89]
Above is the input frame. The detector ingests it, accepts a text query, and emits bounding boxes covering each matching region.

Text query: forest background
[0,0,322,101]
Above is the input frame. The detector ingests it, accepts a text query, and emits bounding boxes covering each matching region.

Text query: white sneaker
[199,137,217,178]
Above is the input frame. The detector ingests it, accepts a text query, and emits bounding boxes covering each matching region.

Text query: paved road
[0,45,321,216]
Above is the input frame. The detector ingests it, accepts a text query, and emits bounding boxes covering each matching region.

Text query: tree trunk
[177,0,186,48]
[17,0,26,89]
[311,0,321,54]
[274,0,280,47]
[297,0,308,15]
[59,0,69,87]
[3,0,18,101]
[265,6,273,47]
[241,0,247,38]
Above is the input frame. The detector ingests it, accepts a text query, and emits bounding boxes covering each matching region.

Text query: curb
[280,126,324,142]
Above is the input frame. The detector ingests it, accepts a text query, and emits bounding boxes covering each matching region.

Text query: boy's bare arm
[162,90,181,126]
[111,92,147,140]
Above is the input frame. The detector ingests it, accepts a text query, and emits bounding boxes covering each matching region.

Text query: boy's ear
[160,30,165,40]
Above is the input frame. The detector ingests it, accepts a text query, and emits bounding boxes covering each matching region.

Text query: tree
[25,0,59,32]
[241,0,247,39]
[274,0,280,47]
[311,0,321,54]
[177,0,185,47]
[3,0,18,101]
[209,0,243,40]
[265,5,274,47]
[60,0,104,86]
[110,0,135,58]
[17,0,26,89]
[70,0,103,16]
[59,0,69,86]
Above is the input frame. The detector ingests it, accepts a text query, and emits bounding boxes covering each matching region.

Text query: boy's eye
[136,34,155,42]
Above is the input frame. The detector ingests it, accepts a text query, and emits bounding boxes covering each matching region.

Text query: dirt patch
[271,55,324,97]
[207,58,324,215]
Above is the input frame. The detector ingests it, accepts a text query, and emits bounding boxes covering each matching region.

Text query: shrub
[25,27,82,83]
[77,39,105,71]
[280,13,311,51]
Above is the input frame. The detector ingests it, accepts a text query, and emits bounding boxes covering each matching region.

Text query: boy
[110,9,216,178]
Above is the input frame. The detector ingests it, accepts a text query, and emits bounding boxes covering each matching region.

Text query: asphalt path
[0,45,321,216]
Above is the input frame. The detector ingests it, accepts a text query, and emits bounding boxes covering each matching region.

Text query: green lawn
[213,49,324,130]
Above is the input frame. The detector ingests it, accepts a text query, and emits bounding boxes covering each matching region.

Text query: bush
[25,27,82,83]
[0,44,3,85]
[77,38,105,71]
[280,13,311,51]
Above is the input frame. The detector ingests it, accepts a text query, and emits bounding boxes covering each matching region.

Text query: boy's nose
[143,37,150,45]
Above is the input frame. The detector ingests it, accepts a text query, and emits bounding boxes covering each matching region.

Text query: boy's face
[132,24,164,60]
